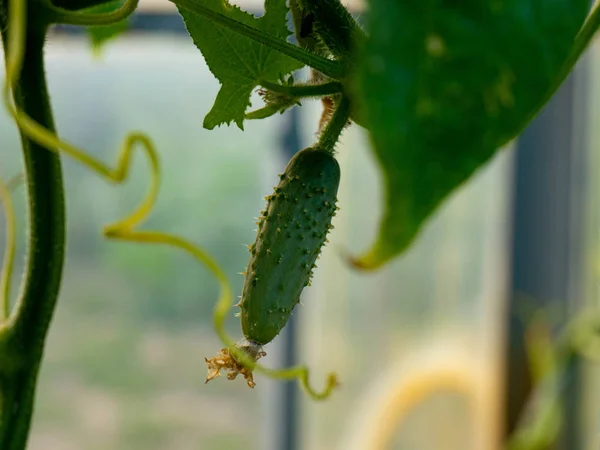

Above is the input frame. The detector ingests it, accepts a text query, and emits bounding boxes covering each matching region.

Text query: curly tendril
[2,0,336,399]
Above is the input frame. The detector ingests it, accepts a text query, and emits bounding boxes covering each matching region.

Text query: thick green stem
[0,14,65,450]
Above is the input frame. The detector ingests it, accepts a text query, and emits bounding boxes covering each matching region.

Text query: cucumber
[205,147,341,387]
[240,147,341,344]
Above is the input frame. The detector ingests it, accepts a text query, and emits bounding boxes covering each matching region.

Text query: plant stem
[170,0,346,80]
[317,95,351,153]
[260,79,343,97]
[0,13,65,450]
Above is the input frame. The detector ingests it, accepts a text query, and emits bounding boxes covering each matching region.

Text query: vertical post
[277,106,302,450]
[504,55,589,448]
[262,107,303,450]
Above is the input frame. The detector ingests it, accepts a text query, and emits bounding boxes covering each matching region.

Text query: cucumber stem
[317,95,351,154]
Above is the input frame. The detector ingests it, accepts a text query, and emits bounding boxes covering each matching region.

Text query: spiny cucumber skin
[240,148,341,345]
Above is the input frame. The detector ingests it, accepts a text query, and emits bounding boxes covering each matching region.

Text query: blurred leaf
[175,0,304,129]
[85,1,130,53]
[352,1,589,269]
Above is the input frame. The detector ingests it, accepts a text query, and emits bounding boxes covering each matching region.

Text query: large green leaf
[176,0,304,129]
[352,1,589,269]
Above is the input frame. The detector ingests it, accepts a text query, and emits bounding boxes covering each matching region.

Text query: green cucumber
[205,147,340,387]
[240,147,340,344]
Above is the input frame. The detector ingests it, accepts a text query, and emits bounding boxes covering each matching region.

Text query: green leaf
[176,0,304,129]
[85,1,130,53]
[352,0,589,270]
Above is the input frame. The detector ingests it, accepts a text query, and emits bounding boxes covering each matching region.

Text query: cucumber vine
[1,0,600,448]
